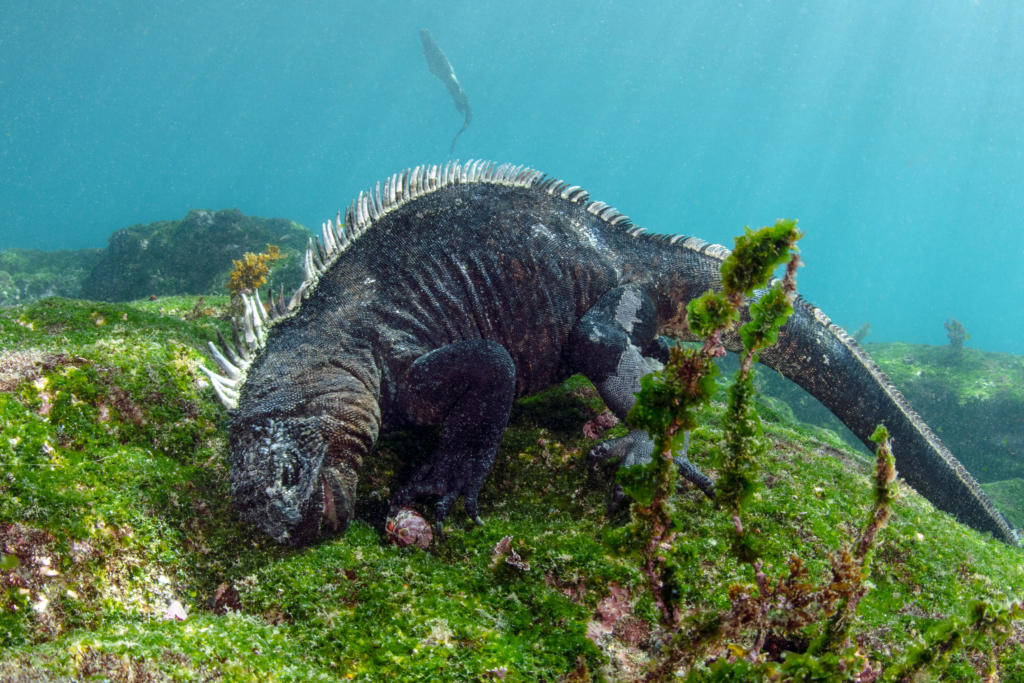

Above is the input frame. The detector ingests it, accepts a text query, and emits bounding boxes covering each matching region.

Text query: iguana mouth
[321,473,337,529]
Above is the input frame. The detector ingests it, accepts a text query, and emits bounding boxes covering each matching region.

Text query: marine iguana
[199,160,1018,547]
[420,30,472,154]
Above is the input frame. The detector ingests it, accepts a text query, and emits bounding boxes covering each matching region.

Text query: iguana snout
[229,416,354,545]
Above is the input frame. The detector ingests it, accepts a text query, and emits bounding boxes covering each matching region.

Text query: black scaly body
[200,160,1017,547]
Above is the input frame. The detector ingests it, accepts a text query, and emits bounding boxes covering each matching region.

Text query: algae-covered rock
[740,342,1024,483]
[864,342,1024,484]
[725,340,1024,535]
[0,248,105,306]
[80,208,312,302]
[981,479,1024,529]
[2,299,1024,681]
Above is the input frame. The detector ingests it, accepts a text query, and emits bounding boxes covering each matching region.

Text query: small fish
[420,29,472,155]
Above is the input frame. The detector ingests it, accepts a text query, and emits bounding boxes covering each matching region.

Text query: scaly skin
[205,161,1016,547]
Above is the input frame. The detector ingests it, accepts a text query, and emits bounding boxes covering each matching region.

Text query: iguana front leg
[389,340,516,533]
[569,285,715,499]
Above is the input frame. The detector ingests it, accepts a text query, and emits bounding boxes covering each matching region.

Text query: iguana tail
[639,234,1016,545]
[754,296,1017,545]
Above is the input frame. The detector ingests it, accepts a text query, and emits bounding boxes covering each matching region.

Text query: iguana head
[200,289,379,546]
[228,415,357,546]
[224,348,380,545]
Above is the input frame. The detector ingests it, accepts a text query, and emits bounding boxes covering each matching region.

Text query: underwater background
[2,0,1023,353]
[8,3,1024,679]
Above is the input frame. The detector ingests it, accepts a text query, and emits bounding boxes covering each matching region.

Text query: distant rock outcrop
[80,209,312,302]
[865,342,1024,484]
[752,341,1024,483]
[0,248,105,306]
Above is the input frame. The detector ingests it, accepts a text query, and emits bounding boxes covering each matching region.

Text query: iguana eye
[280,459,297,487]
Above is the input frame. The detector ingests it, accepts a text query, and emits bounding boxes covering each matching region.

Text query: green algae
[866,342,1024,407]
[742,341,1024,485]
[865,342,1024,485]
[2,296,1024,681]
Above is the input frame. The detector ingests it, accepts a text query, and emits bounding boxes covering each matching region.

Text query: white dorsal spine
[368,188,379,221]
[253,289,268,324]
[245,293,263,344]
[207,342,240,380]
[241,296,256,346]
[356,192,366,226]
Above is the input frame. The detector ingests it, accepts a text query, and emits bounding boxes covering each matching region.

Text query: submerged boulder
[865,342,1024,484]
[0,248,105,306]
[80,208,312,302]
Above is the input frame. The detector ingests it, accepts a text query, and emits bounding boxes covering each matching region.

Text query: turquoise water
[2,1,1022,353]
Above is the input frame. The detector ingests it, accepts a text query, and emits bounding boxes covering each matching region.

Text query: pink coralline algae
[489,535,530,571]
[583,409,619,439]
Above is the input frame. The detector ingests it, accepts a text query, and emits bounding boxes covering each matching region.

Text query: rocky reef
[866,342,1024,484]
[741,341,1024,536]
[80,209,312,302]
[0,209,313,308]
[0,248,105,306]
[2,296,1024,681]
[745,342,1022,472]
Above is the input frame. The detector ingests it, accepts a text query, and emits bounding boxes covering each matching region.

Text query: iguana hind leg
[570,285,714,499]
[390,340,516,533]
[587,426,715,501]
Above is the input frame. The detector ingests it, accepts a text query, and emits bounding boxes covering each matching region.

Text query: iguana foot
[570,286,718,505]
[587,433,635,470]
[588,429,716,503]
[388,451,491,531]
[587,429,655,469]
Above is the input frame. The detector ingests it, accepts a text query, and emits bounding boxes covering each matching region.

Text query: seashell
[385,508,433,550]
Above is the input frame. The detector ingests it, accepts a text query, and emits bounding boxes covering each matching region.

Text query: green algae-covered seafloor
[2,296,1024,682]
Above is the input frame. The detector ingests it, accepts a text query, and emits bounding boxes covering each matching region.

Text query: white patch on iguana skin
[601,342,646,417]
[613,289,643,334]
[570,218,603,250]
[531,223,554,241]
[644,356,665,372]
